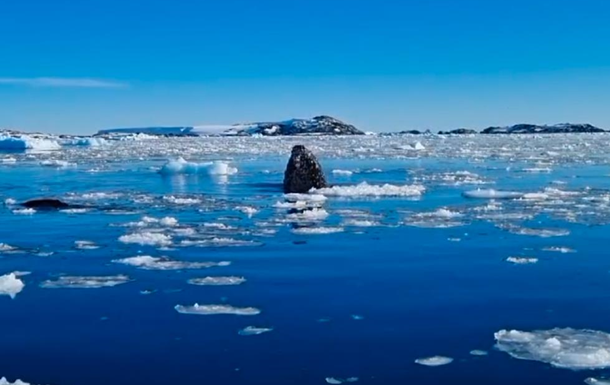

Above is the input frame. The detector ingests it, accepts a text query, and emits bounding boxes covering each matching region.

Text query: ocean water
[2,135,610,384]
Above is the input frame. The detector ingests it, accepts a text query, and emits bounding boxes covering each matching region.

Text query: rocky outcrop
[246,116,364,136]
[482,123,605,134]
[438,128,478,135]
[283,146,327,193]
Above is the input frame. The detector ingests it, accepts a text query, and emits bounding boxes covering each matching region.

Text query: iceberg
[159,158,237,176]
[312,182,425,198]
[113,256,229,270]
[495,328,610,370]
[40,275,130,289]
[0,134,60,151]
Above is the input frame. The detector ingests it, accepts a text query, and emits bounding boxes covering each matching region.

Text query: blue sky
[2,0,610,134]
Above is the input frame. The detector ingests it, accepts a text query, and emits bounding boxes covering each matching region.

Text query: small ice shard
[174,304,260,316]
[40,275,130,289]
[495,328,610,370]
[12,208,36,215]
[0,273,25,299]
[586,378,610,385]
[238,326,273,336]
[74,240,99,250]
[543,246,576,254]
[0,243,17,253]
[332,169,353,176]
[291,226,344,235]
[113,256,229,271]
[414,356,454,366]
[463,189,523,199]
[351,314,364,320]
[118,232,172,247]
[325,377,359,384]
[506,257,538,264]
[469,350,489,356]
[286,208,329,221]
[188,276,246,286]
[236,206,258,218]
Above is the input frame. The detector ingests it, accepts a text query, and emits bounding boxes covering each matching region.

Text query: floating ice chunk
[74,240,99,250]
[463,189,523,199]
[414,356,454,366]
[506,257,538,264]
[40,275,130,289]
[162,195,201,205]
[343,219,380,227]
[286,208,329,221]
[495,328,610,370]
[180,237,259,247]
[40,159,74,168]
[543,246,576,254]
[238,326,273,336]
[0,134,60,151]
[0,273,25,299]
[61,137,106,147]
[114,256,229,270]
[160,217,179,227]
[236,206,258,218]
[522,193,550,200]
[585,378,610,385]
[413,141,426,150]
[188,276,245,286]
[313,182,425,198]
[1,157,17,164]
[291,226,344,235]
[119,232,172,247]
[325,377,359,384]
[502,225,570,238]
[284,193,327,203]
[332,169,353,176]
[159,158,237,176]
[61,208,91,214]
[470,350,489,356]
[4,198,16,205]
[12,208,35,215]
[0,243,17,253]
[174,303,260,316]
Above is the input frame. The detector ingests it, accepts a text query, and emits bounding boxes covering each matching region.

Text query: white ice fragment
[0,273,25,299]
[75,240,99,250]
[41,275,130,289]
[118,232,172,247]
[114,256,229,270]
[313,182,425,198]
[463,189,523,199]
[414,356,454,366]
[332,169,354,176]
[495,328,610,370]
[174,304,260,316]
[506,257,538,264]
[188,276,245,286]
[238,326,273,336]
[325,377,359,384]
[470,350,489,356]
[291,227,344,235]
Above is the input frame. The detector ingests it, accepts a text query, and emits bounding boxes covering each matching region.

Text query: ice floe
[114,256,229,270]
[0,378,36,385]
[188,276,245,286]
[159,158,237,176]
[585,378,610,385]
[495,328,610,370]
[0,273,25,299]
[74,240,100,250]
[414,356,454,366]
[469,350,489,356]
[174,304,260,316]
[291,226,344,235]
[325,377,359,384]
[332,169,354,176]
[40,275,130,289]
[313,182,425,198]
[118,232,172,247]
[238,326,273,336]
[506,257,539,264]
[0,134,60,151]
[463,189,523,199]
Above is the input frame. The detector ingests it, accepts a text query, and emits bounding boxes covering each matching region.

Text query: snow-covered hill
[96,116,364,137]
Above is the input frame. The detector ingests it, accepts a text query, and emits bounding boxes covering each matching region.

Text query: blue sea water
[2,135,610,384]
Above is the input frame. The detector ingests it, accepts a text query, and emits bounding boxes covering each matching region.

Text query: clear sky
[2,0,610,134]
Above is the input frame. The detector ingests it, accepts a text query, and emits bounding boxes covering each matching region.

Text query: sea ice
[313,182,425,198]
[506,257,539,264]
[0,273,25,299]
[118,232,172,247]
[0,378,35,385]
[159,158,237,176]
[174,304,260,316]
[495,328,610,370]
[414,356,454,366]
[188,276,245,286]
[114,256,229,270]
[238,326,273,336]
[291,227,344,235]
[463,189,523,199]
[325,377,359,384]
[40,275,130,289]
